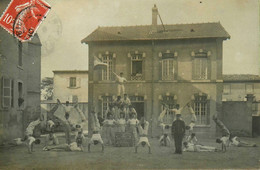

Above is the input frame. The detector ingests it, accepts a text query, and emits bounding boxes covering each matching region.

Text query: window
[161,96,176,124]
[131,54,143,80]
[102,55,113,80]
[18,41,22,66]
[162,59,175,80]
[223,84,231,94]
[18,82,24,107]
[246,84,254,94]
[193,94,209,125]
[69,77,76,87]
[72,95,78,103]
[2,77,13,108]
[102,96,113,118]
[161,52,177,81]
[193,58,208,80]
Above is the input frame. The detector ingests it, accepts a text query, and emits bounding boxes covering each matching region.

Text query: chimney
[152,4,158,33]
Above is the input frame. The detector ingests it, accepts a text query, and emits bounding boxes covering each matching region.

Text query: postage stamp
[0,0,51,42]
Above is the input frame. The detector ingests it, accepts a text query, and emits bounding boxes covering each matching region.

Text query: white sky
[39,0,260,78]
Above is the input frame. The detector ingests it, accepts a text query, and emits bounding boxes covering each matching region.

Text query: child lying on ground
[44,131,85,152]
[229,134,257,147]
[183,142,219,152]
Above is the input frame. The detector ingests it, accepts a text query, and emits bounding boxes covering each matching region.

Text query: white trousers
[117,84,125,96]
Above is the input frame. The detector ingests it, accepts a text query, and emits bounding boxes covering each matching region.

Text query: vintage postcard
[0,0,259,169]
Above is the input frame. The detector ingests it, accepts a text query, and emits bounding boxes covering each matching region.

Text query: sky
[38,0,260,78]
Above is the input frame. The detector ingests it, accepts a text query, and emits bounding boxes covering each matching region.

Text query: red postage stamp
[0,0,51,42]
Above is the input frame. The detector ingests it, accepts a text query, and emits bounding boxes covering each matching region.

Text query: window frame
[101,96,113,118]
[2,77,13,108]
[101,54,113,81]
[130,53,143,81]
[193,94,209,125]
[69,77,77,88]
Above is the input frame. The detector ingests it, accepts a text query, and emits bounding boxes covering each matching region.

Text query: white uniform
[25,120,41,136]
[187,136,198,145]
[221,136,230,147]
[69,142,82,151]
[137,121,150,147]
[28,136,36,146]
[183,143,216,152]
[89,134,104,144]
[117,118,126,132]
[115,74,127,96]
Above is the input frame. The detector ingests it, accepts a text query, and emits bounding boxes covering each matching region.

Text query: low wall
[222,101,252,137]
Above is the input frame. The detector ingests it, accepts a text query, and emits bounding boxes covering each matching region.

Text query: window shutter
[2,77,11,108]
[76,77,81,88]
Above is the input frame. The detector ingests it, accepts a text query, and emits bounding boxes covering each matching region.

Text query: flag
[94,56,108,69]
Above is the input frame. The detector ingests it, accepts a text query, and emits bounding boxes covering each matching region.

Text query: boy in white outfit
[116,112,126,132]
[103,113,116,145]
[135,117,151,154]
[113,72,127,96]
[88,111,104,152]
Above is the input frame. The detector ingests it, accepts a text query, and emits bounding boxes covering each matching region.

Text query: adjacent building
[223,74,260,116]
[0,28,41,141]
[82,5,230,137]
[50,70,88,118]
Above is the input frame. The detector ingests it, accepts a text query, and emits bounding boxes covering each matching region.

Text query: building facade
[50,70,88,118]
[52,70,88,103]
[82,5,230,137]
[0,23,41,142]
[223,74,260,116]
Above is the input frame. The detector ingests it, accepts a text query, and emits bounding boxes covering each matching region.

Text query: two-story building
[48,70,89,118]
[81,5,230,137]
[0,0,42,142]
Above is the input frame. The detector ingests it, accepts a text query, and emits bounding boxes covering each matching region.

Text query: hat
[176,113,181,117]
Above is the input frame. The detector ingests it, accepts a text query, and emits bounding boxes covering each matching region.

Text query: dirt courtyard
[0,136,259,170]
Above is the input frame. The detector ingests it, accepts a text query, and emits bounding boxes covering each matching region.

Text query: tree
[41,77,54,100]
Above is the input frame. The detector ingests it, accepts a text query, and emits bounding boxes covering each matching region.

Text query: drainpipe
[151,40,155,137]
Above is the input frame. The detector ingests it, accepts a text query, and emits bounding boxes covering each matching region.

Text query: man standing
[171,114,185,154]
[113,72,127,96]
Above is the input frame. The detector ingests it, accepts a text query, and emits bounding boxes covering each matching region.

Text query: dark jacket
[171,119,185,136]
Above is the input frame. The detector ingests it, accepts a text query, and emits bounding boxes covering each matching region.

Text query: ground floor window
[161,95,176,124]
[193,94,209,125]
[102,96,113,118]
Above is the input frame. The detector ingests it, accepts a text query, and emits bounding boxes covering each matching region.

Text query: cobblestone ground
[0,136,259,170]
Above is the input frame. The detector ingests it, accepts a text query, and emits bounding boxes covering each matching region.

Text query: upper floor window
[245,84,254,94]
[69,77,76,87]
[67,77,81,88]
[102,54,113,81]
[1,77,14,108]
[159,51,177,81]
[18,41,22,66]
[192,50,210,80]
[223,84,231,94]
[128,51,145,81]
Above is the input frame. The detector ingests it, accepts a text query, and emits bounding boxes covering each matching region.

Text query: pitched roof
[81,22,230,43]
[223,74,260,82]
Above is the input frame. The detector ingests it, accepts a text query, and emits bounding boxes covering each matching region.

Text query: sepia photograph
[0,0,259,169]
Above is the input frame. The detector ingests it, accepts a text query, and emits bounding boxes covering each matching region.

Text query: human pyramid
[6,72,257,154]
